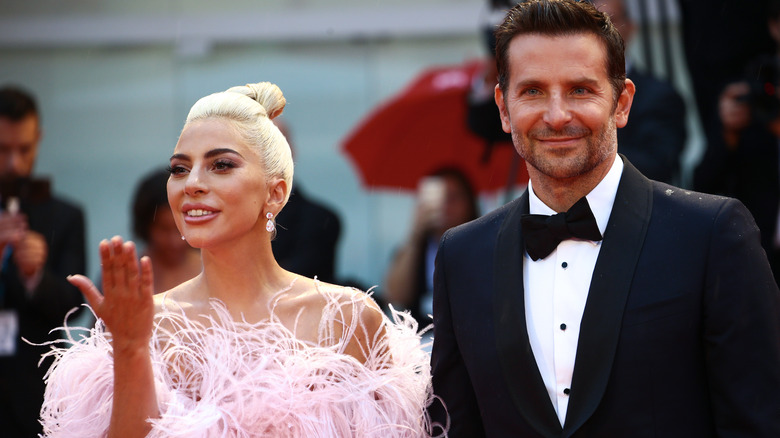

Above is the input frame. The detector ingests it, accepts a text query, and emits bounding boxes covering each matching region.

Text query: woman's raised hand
[68,236,155,352]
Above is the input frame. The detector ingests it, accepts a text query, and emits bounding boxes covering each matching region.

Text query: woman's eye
[167,165,188,176]
[212,160,237,172]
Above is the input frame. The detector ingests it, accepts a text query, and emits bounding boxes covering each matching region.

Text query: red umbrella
[342,59,528,193]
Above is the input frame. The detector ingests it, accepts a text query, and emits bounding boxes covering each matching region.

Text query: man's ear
[615,78,635,129]
[494,84,512,134]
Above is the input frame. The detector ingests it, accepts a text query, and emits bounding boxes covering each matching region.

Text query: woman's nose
[184,168,207,196]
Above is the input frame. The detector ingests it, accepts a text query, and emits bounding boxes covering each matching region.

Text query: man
[271,118,342,284]
[598,0,687,184]
[694,0,780,281]
[428,1,780,437]
[0,86,85,436]
[678,0,773,158]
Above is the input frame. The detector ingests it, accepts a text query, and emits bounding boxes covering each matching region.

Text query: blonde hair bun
[226,82,286,120]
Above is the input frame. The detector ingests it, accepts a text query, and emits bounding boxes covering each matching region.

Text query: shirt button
[563,388,571,395]
[560,323,567,331]
[561,261,568,269]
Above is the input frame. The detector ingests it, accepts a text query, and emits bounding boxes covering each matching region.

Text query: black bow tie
[521,196,603,261]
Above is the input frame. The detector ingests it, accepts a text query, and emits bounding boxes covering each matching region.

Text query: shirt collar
[527,154,623,236]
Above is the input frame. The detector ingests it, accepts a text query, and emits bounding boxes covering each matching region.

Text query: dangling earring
[265,212,275,233]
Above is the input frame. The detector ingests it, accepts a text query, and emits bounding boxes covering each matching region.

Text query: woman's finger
[139,256,154,299]
[68,274,103,309]
[122,241,140,296]
[109,236,128,293]
[99,239,115,294]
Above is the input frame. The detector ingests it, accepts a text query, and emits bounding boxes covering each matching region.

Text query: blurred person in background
[132,168,201,293]
[384,167,479,326]
[467,2,513,149]
[0,86,85,437]
[271,118,342,284]
[679,0,774,155]
[598,0,687,184]
[694,0,780,282]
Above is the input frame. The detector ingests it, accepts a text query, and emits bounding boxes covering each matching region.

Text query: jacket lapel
[493,192,563,436]
[562,158,653,435]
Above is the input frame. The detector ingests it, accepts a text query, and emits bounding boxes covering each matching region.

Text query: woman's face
[167,118,270,249]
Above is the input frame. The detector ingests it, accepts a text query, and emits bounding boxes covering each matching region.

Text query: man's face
[0,114,40,178]
[495,33,633,181]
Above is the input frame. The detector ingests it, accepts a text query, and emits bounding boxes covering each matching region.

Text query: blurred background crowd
[0,0,777,435]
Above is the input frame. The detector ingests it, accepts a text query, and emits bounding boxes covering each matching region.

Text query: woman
[40,82,440,437]
[131,168,202,293]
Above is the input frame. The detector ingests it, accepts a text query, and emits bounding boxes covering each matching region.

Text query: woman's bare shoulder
[302,279,387,362]
[152,276,204,315]
[295,278,383,319]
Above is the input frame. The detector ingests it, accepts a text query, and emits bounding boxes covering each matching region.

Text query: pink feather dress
[39,283,443,437]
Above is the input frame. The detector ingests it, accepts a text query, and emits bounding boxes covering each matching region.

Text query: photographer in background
[693,0,780,282]
[0,86,85,437]
[384,168,479,326]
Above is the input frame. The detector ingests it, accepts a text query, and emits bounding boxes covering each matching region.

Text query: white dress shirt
[523,155,623,426]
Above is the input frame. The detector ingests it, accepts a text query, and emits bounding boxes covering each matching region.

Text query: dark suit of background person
[270,118,341,284]
[0,87,86,437]
[693,63,780,281]
[618,67,686,184]
[694,3,780,282]
[428,1,780,437]
[600,0,687,185]
[678,0,774,152]
[272,186,341,283]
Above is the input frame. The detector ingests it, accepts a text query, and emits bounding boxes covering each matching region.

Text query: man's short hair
[0,86,39,122]
[494,0,626,102]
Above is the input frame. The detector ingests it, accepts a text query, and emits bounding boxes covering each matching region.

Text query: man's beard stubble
[512,117,617,180]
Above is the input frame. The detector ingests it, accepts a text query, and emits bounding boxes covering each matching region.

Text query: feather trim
[40,283,446,437]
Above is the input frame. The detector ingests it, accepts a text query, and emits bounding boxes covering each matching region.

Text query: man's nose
[9,152,25,176]
[542,95,573,129]
[3,151,26,178]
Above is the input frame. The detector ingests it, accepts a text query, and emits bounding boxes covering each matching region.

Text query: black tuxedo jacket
[429,157,780,437]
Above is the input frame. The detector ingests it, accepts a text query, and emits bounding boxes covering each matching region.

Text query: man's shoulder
[443,197,521,244]
[641,180,762,237]
[25,193,85,227]
[648,180,736,215]
[45,194,85,217]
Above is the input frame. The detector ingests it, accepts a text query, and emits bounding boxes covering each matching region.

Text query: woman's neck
[196,236,294,310]
[150,250,201,293]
